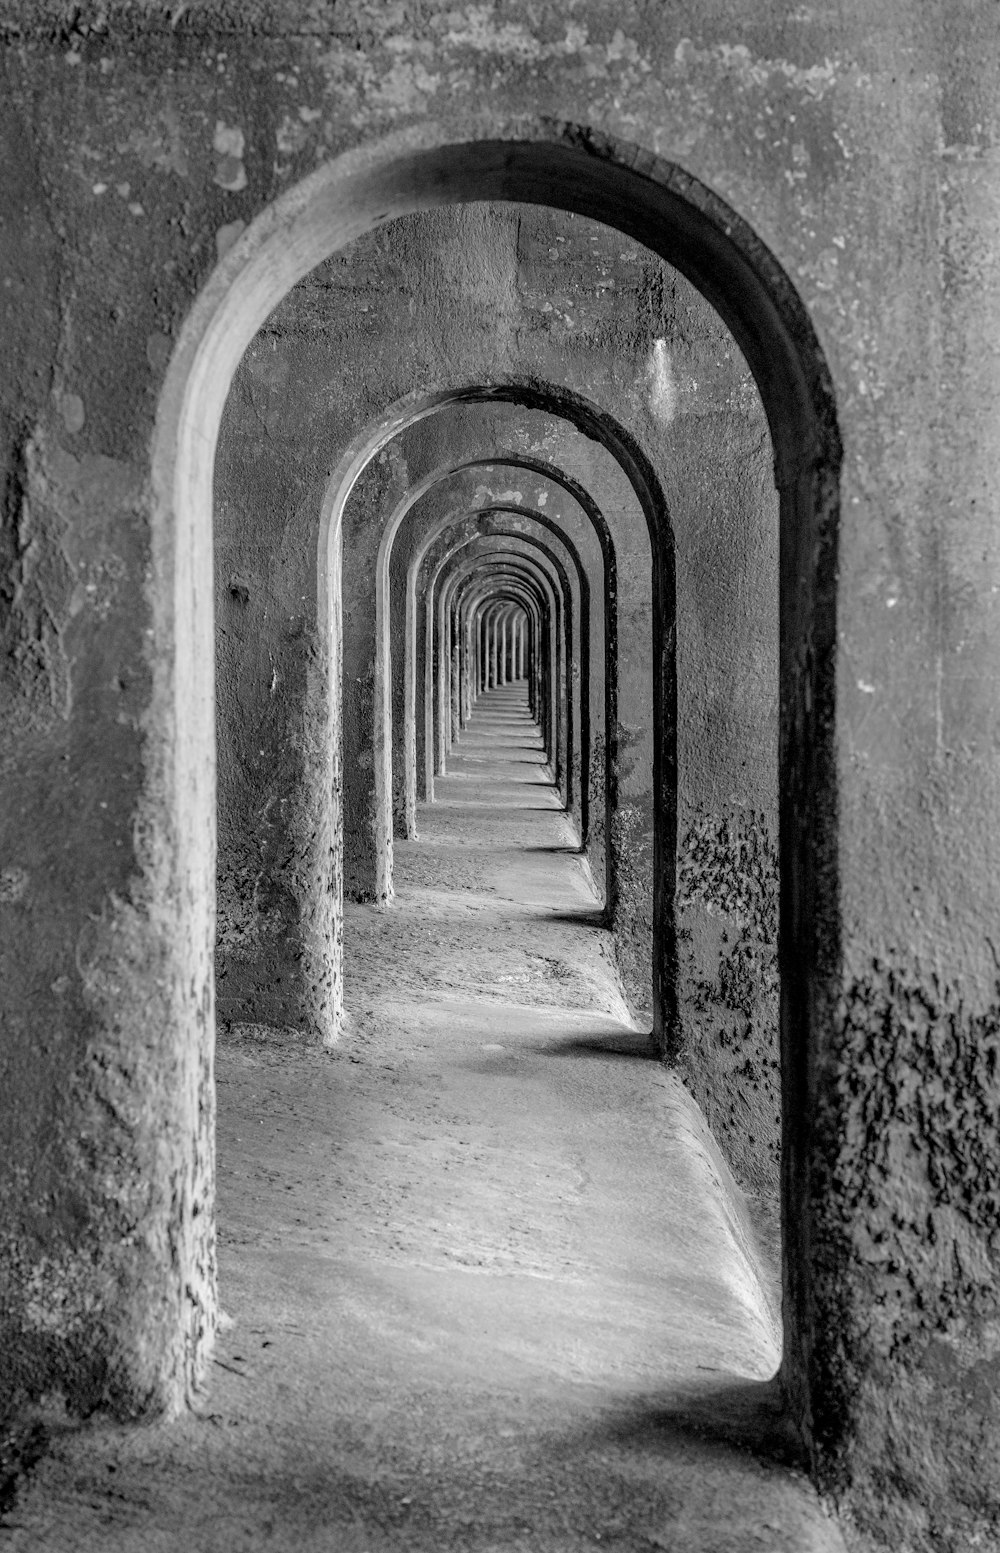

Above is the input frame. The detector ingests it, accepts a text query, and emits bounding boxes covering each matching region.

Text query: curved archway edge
[438,541,567,788]
[423,511,587,816]
[372,445,610,895]
[152,122,841,1438]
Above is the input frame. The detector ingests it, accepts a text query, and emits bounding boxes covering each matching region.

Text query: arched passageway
[386,443,617,863]
[156,126,835,1498]
[178,131,832,1380]
[432,538,573,799]
[6,12,1000,1544]
[5,125,846,1549]
[337,405,645,997]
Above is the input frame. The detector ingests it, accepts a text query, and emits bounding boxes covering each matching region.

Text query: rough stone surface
[0,5,998,1544]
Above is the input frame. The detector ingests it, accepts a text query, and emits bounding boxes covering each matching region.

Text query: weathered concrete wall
[1,8,999,1545]
[667,288,781,1210]
[0,39,222,1420]
[214,420,340,1032]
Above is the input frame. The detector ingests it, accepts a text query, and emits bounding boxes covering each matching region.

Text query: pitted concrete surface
[4,685,843,1552]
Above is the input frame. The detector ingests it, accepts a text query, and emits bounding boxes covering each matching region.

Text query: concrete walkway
[4,683,845,1552]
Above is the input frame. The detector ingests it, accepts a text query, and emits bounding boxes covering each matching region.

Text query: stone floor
[2,683,846,1551]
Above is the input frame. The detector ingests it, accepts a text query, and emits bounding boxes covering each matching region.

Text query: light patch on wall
[673,37,845,95]
[216,219,246,260]
[121,110,190,179]
[0,866,29,902]
[475,486,522,506]
[645,339,678,426]
[57,391,85,435]
[276,113,308,158]
[213,121,247,192]
[441,11,644,73]
[366,60,441,115]
[146,333,172,375]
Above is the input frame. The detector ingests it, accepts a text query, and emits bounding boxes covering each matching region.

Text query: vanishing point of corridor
[7,686,842,1552]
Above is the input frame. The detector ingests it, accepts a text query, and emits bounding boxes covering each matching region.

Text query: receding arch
[325,396,653,1033]
[365,444,611,890]
[472,596,532,697]
[383,450,613,852]
[152,122,840,1428]
[420,555,549,802]
[415,504,593,823]
[327,388,643,899]
[435,538,569,792]
[441,561,557,768]
[469,584,548,732]
[437,533,574,800]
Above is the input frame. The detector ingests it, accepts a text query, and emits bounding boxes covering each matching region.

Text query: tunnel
[4,22,999,1552]
[90,167,794,1547]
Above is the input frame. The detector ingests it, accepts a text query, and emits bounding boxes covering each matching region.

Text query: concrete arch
[474,589,542,683]
[472,597,534,705]
[492,603,530,686]
[486,602,528,687]
[365,447,607,887]
[465,598,533,713]
[433,538,569,754]
[339,396,637,905]
[472,588,544,696]
[324,376,663,1010]
[466,581,550,743]
[464,580,548,741]
[436,532,576,818]
[442,557,558,716]
[409,500,594,832]
[385,451,612,854]
[413,522,556,793]
[434,537,571,799]
[465,583,546,748]
[151,124,838,1424]
[434,529,578,822]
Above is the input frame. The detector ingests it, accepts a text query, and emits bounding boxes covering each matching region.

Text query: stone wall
[1,6,999,1544]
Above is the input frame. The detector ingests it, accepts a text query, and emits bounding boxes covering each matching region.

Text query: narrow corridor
[8,685,843,1552]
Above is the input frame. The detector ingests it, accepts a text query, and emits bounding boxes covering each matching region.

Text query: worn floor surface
[3,684,845,1551]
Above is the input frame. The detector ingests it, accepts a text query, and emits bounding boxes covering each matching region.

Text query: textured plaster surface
[0,4,998,1541]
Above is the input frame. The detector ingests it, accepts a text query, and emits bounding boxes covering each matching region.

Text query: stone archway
[153,125,839,1437]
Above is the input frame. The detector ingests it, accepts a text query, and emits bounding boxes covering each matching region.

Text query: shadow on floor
[537,1028,657,1059]
[0,1377,824,1552]
[603,1375,805,1468]
[541,908,607,928]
